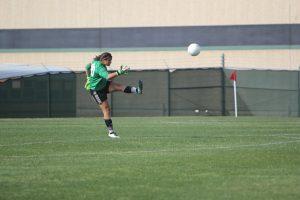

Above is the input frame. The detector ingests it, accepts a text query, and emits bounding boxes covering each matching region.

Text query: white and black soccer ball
[187,43,201,56]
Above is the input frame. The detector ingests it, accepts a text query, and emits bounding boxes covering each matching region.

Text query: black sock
[104,119,113,132]
[124,86,137,93]
[124,86,132,93]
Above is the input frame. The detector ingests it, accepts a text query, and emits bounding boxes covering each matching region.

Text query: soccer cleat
[137,80,143,94]
[108,131,120,139]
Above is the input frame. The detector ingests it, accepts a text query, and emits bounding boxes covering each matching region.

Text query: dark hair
[94,52,112,61]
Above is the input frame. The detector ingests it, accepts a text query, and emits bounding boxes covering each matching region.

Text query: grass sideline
[0,116,300,200]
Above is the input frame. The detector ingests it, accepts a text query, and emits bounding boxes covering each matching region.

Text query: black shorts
[90,81,111,104]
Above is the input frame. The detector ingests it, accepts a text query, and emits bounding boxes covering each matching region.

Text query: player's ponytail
[93,52,112,62]
[99,52,112,61]
[93,55,101,61]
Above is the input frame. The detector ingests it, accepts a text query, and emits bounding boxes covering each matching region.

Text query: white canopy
[0,63,72,81]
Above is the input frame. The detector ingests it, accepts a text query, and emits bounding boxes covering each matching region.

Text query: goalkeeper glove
[117,65,129,75]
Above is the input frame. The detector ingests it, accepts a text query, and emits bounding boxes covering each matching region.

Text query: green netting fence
[0,73,76,117]
[0,68,299,117]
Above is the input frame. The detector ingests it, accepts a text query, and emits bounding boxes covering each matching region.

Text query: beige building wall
[0,0,299,29]
[1,50,299,71]
[0,0,299,71]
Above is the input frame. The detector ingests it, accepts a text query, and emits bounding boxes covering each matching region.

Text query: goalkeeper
[85,52,143,138]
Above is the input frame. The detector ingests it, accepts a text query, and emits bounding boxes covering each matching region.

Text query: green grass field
[1,116,300,200]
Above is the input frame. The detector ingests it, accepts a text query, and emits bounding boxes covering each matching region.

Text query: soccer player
[85,52,143,138]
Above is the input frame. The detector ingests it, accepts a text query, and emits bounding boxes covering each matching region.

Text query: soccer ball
[187,43,201,56]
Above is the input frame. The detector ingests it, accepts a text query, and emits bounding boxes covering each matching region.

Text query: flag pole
[230,70,238,118]
[233,80,238,117]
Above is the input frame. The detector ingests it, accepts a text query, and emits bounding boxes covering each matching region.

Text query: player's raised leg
[109,80,143,94]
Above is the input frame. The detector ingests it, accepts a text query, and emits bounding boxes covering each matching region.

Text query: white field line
[162,121,300,127]
[0,139,99,147]
[279,135,300,140]
[1,140,300,159]
[0,134,300,147]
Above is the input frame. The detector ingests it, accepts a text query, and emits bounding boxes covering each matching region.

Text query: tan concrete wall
[1,0,299,71]
[1,0,299,29]
[1,50,299,71]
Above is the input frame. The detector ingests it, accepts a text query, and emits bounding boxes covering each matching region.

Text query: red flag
[230,70,237,81]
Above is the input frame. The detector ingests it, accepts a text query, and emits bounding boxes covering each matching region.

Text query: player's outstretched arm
[107,66,130,80]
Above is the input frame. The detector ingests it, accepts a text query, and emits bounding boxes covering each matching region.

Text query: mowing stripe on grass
[1,139,299,159]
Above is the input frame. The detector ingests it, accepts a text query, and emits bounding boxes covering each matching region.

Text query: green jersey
[85,61,109,91]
